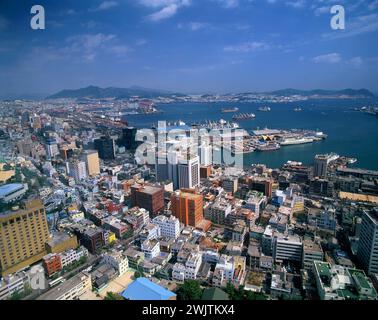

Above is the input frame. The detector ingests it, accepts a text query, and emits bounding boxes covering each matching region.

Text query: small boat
[258,106,271,112]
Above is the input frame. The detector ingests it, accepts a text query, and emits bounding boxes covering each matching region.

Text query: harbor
[123,100,378,170]
[151,118,328,157]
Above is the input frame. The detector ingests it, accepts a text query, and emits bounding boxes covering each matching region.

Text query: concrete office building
[222,177,238,195]
[0,198,50,276]
[171,189,211,231]
[81,150,100,177]
[273,234,303,264]
[314,153,339,178]
[37,272,92,300]
[67,160,87,182]
[302,239,324,270]
[130,183,165,215]
[152,215,181,239]
[94,136,116,160]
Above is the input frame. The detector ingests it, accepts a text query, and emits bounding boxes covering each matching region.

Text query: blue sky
[0,0,378,96]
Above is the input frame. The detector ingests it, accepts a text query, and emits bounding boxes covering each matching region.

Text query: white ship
[280,137,314,146]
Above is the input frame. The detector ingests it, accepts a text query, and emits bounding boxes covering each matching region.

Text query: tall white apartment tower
[357,208,378,274]
[178,155,200,189]
[198,143,212,166]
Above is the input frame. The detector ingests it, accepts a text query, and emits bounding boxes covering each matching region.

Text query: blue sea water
[124,99,378,170]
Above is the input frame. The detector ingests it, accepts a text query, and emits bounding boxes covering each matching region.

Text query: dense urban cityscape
[1,0,378,310]
[0,95,377,302]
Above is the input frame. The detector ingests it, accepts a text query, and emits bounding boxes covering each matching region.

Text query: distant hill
[266,88,375,98]
[47,85,183,99]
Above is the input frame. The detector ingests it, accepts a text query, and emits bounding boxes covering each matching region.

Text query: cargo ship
[232,113,256,120]
[221,107,239,113]
[256,142,281,152]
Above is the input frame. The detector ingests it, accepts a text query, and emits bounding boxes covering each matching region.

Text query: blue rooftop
[0,183,24,197]
[121,277,176,301]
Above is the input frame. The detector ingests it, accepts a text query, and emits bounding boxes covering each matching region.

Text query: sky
[0,0,378,96]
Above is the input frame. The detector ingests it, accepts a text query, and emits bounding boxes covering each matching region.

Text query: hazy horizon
[1,0,378,96]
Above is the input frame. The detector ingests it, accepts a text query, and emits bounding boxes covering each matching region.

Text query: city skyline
[1,0,378,97]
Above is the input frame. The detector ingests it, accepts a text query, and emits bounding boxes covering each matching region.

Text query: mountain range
[47,86,375,99]
[47,85,183,99]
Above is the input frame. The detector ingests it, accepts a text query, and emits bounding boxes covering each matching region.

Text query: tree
[225,283,267,301]
[176,280,203,300]
[104,292,124,300]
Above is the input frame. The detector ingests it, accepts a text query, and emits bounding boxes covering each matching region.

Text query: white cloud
[139,0,191,21]
[312,53,342,64]
[313,6,330,16]
[91,1,119,11]
[31,33,133,63]
[67,33,116,51]
[214,0,240,8]
[136,39,148,46]
[285,0,306,9]
[347,56,363,67]
[148,4,180,21]
[98,1,119,10]
[177,22,210,31]
[224,41,270,53]
[323,13,378,39]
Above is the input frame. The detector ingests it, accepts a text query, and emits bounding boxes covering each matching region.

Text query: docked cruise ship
[279,137,314,146]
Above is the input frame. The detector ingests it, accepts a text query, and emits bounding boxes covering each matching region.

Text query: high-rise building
[130,184,165,215]
[67,160,87,182]
[314,153,339,178]
[81,150,100,177]
[178,155,200,189]
[120,127,141,150]
[170,189,210,231]
[198,143,212,166]
[156,151,200,191]
[94,136,115,160]
[357,208,378,275]
[0,199,50,276]
[46,138,59,159]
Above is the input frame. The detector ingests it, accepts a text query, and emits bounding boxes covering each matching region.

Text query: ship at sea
[258,106,271,112]
[279,137,314,146]
[294,107,302,112]
[221,107,239,113]
[232,113,256,120]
